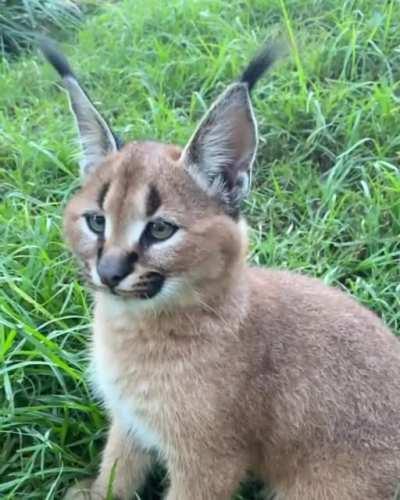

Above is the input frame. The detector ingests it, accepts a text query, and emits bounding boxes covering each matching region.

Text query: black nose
[97,251,137,288]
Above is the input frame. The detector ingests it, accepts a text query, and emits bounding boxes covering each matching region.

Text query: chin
[95,276,196,316]
[115,274,165,300]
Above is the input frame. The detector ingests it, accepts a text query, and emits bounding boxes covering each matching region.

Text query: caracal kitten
[40,40,400,500]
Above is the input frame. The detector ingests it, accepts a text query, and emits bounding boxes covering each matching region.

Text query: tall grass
[0,0,399,498]
[0,0,82,56]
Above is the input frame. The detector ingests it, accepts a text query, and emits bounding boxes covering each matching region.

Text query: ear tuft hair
[240,40,286,92]
[39,38,75,78]
[40,38,120,178]
[182,41,284,215]
[182,82,257,216]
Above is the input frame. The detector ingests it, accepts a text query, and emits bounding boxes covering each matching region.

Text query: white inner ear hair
[63,76,117,177]
[183,82,258,208]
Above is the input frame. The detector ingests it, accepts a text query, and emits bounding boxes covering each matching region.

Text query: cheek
[185,238,225,280]
[140,231,186,270]
[139,224,239,282]
[64,215,99,262]
[176,222,242,282]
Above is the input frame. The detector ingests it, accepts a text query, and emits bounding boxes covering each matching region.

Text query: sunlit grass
[1,0,399,498]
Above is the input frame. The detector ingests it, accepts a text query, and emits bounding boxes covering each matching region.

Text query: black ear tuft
[39,38,119,178]
[182,39,285,214]
[240,40,285,92]
[182,83,257,214]
[39,38,75,78]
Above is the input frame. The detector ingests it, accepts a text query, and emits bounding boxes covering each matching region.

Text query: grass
[1,0,399,498]
[0,0,82,56]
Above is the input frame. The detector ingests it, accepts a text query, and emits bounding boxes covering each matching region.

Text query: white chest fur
[92,363,162,451]
[90,316,164,452]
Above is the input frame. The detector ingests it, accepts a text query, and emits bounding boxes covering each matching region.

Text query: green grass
[0,0,82,56]
[1,0,400,498]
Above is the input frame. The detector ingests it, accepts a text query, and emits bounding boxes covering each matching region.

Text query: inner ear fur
[182,83,257,214]
[40,38,119,179]
[181,42,282,214]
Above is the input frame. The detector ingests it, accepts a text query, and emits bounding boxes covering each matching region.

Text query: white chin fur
[95,276,193,320]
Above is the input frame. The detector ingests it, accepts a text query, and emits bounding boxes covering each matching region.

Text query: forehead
[86,141,220,218]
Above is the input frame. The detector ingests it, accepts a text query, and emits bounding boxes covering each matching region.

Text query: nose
[97,251,137,288]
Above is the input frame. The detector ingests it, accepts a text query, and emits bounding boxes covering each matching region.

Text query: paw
[63,479,102,500]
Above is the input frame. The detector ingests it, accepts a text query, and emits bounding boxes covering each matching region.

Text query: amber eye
[85,213,105,235]
[147,220,177,241]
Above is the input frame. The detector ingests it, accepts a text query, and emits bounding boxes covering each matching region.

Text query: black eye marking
[97,182,110,210]
[85,213,106,235]
[146,184,162,217]
[97,244,104,260]
[141,219,178,246]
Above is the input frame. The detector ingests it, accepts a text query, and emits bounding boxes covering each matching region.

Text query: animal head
[41,40,279,310]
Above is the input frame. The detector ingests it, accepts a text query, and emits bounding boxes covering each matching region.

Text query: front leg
[165,453,247,500]
[65,419,153,500]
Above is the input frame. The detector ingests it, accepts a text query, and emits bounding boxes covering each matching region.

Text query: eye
[146,220,177,241]
[85,213,105,235]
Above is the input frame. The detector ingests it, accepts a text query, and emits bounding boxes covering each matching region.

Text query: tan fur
[40,37,400,499]
[62,137,400,500]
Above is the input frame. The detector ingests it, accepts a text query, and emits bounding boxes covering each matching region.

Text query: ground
[0,0,399,498]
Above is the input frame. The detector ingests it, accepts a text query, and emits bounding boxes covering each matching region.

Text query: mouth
[84,270,165,300]
[128,272,165,299]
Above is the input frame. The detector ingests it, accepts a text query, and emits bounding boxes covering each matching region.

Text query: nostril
[108,274,123,286]
[97,252,134,288]
[127,252,138,265]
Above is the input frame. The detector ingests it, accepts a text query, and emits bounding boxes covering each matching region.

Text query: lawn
[1,0,399,498]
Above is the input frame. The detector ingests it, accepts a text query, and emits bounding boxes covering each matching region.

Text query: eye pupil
[147,220,177,241]
[154,222,165,234]
[86,213,105,234]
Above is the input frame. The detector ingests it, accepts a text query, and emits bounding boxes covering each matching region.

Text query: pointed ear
[181,83,257,214]
[182,42,282,214]
[40,40,119,178]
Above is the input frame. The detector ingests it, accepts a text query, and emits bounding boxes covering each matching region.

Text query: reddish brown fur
[63,139,400,500]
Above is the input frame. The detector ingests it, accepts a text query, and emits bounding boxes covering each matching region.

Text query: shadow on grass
[140,466,271,499]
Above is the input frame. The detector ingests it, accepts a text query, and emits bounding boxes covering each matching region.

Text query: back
[244,267,400,488]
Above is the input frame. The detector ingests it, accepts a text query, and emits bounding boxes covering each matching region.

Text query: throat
[94,275,248,343]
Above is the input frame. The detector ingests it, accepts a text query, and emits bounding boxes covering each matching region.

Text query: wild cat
[40,39,400,500]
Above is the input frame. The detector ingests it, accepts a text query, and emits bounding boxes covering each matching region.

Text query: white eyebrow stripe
[126,220,147,247]
[104,217,113,240]
[110,187,149,246]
